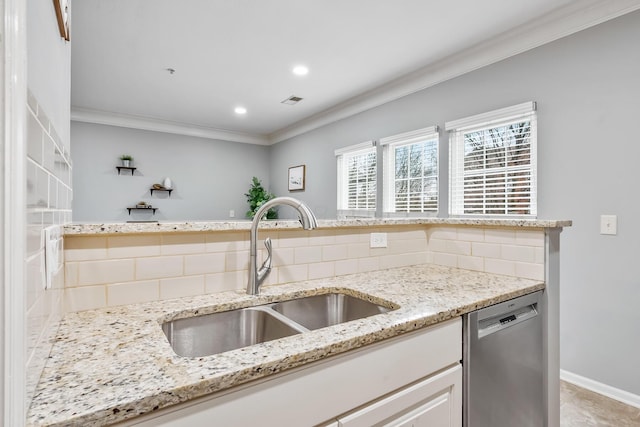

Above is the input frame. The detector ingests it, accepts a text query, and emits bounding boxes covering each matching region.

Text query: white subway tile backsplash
[65,286,107,312]
[358,257,380,273]
[43,135,56,173]
[160,276,205,299]
[308,262,335,280]
[516,230,545,247]
[485,258,516,276]
[388,238,427,254]
[457,255,484,272]
[500,245,536,263]
[428,227,457,240]
[61,225,545,315]
[65,236,108,261]
[346,243,369,259]
[484,229,516,244]
[225,250,249,272]
[535,247,545,264]
[380,252,425,269]
[26,95,71,411]
[444,240,471,256]
[78,259,135,286]
[428,238,448,253]
[515,262,545,281]
[387,228,427,240]
[64,262,79,287]
[107,280,160,306]
[433,252,458,268]
[205,271,245,293]
[307,230,336,246]
[26,253,44,310]
[48,178,57,209]
[334,232,362,244]
[278,230,310,248]
[206,232,248,252]
[334,259,359,276]
[184,253,225,275]
[471,242,501,258]
[27,113,43,164]
[278,264,308,283]
[456,228,485,242]
[323,244,349,261]
[294,246,322,264]
[108,235,161,259]
[271,247,294,267]
[136,256,183,280]
[161,233,206,255]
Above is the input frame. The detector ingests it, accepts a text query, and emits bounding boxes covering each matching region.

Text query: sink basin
[162,292,396,357]
[162,307,301,357]
[272,293,392,330]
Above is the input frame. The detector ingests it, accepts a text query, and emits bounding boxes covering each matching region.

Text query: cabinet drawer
[337,364,462,427]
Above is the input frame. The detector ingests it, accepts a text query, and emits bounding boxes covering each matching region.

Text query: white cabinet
[336,365,461,427]
[117,318,461,427]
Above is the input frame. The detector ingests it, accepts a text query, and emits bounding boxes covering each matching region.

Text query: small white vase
[163,177,172,189]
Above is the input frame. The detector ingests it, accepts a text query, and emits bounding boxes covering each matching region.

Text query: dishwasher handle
[477,303,538,339]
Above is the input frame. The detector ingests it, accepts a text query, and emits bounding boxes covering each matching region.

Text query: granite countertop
[27,264,545,426]
[63,217,572,235]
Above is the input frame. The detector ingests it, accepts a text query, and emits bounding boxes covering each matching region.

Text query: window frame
[335,141,377,217]
[380,126,439,216]
[446,102,537,218]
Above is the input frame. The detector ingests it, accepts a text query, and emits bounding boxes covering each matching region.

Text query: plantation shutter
[447,102,537,217]
[380,126,439,213]
[335,142,377,211]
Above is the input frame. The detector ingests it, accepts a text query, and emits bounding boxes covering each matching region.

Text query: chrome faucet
[247,197,318,295]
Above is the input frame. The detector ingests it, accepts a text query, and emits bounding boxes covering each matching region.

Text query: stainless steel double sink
[162,292,396,357]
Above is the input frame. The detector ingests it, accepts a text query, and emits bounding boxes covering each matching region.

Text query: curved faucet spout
[247,197,318,295]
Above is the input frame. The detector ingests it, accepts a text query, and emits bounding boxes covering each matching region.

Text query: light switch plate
[370,232,388,248]
[600,215,617,235]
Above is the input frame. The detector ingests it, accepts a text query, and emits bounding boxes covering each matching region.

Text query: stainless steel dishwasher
[463,290,544,427]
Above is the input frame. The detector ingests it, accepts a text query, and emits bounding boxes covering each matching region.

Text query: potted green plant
[120,154,133,167]
[245,177,277,219]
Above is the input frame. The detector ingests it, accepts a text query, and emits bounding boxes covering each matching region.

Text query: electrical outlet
[600,215,617,235]
[229,210,235,218]
[370,232,388,248]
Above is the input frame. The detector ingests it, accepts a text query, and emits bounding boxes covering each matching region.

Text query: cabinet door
[337,364,461,427]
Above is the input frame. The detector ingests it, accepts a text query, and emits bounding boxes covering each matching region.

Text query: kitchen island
[28,264,544,426]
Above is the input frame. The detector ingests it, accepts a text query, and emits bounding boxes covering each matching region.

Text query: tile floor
[561,381,640,426]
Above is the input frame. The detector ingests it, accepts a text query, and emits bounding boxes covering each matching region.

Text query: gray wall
[71,122,271,221]
[271,11,640,395]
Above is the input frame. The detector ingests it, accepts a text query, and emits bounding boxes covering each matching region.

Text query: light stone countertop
[63,217,572,235]
[27,264,545,426]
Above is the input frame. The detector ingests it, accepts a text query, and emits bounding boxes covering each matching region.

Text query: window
[335,141,377,214]
[447,102,537,217]
[381,126,439,214]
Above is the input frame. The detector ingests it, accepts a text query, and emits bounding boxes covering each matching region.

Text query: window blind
[448,103,537,217]
[381,127,439,213]
[336,142,377,211]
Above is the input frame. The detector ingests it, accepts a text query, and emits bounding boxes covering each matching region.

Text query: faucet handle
[261,237,272,271]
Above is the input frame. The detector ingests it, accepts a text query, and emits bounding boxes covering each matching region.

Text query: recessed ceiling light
[292,65,309,76]
[234,107,247,115]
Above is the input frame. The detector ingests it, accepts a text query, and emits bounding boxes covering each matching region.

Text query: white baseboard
[560,369,640,409]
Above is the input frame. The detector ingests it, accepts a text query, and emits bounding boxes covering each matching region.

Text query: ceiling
[70,0,640,144]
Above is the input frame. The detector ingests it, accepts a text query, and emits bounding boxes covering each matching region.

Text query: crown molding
[71,1,640,147]
[269,0,640,144]
[71,108,270,145]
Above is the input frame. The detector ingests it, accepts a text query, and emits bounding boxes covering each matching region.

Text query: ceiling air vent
[281,95,303,105]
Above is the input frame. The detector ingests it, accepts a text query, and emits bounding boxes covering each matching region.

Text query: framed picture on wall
[53,0,70,41]
[288,165,306,192]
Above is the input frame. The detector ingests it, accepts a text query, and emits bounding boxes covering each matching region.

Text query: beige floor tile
[561,381,640,427]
